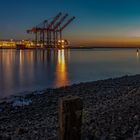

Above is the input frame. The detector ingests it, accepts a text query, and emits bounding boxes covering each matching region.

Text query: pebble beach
[0,75,140,140]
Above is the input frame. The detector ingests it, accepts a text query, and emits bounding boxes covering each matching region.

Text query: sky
[1,0,140,46]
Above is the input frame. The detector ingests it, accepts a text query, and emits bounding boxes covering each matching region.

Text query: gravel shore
[0,75,140,140]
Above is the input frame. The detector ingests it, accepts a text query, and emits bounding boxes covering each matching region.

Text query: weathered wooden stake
[59,96,83,140]
[134,135,140,140]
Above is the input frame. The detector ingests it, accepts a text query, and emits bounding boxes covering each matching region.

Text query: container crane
[57,16,75,47]
[52,14,68,47]
[27,13,75,48]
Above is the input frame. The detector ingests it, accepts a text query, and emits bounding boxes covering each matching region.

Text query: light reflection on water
[0,48,140,98]
[55,49,69,87]
[137,51,139,59]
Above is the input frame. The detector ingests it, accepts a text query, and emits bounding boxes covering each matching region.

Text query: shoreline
[0,74,140,139]
[0,46,140,50]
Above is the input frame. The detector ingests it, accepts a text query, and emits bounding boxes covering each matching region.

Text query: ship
[16,44,26,50]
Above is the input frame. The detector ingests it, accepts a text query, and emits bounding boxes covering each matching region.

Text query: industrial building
[0,40,34,49]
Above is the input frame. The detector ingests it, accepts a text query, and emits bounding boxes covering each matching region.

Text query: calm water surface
[0,48,140,98]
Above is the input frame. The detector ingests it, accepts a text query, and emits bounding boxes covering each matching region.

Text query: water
[0,48,140,98]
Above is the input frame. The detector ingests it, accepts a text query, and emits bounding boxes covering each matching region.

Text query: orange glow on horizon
[69,37,140,47]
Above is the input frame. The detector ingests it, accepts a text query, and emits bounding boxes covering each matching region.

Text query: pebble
[0,75,140,140]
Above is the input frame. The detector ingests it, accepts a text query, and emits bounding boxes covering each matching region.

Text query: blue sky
[1,0,140,45]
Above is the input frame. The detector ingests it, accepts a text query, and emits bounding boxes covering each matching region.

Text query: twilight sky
[1,0,140,46]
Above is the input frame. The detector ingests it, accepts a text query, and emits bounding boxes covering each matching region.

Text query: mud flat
[0,75,140,140]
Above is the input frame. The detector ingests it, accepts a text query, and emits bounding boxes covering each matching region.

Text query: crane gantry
[27,12,75,48]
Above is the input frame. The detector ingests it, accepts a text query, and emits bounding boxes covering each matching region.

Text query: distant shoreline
[67,46,140,49]
[0,46,140,50]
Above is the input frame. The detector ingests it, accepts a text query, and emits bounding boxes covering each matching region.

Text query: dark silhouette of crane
[57,16,75,45]
[52,14,69,47]
[27,12,75,48]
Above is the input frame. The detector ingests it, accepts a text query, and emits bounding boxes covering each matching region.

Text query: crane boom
[27,20,48,33]
[53,14,68,31]
[27,13,62,33]
[58,16,75,32]
[26,13,75,48]
[46,12,62,30]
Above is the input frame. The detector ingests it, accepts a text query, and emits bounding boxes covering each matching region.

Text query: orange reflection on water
[19,50,34,84]
[55,49,69,87]
[137,52,139,58]
[58,49,65,72]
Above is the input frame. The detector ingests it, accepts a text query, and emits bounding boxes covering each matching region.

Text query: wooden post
[59,96,83,140]
[134,135,140,140]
